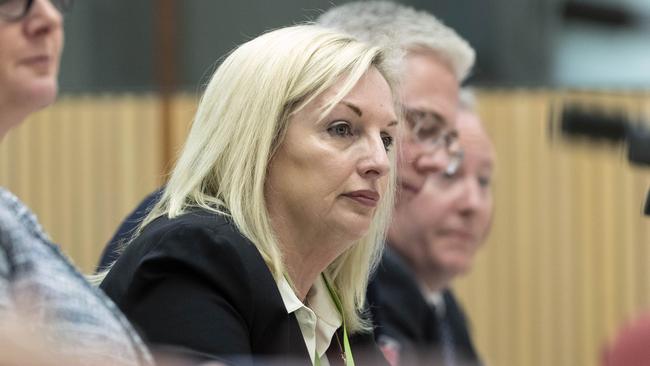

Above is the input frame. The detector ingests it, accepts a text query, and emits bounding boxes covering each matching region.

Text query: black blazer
[363,248,482,366]
[100,208,386,366]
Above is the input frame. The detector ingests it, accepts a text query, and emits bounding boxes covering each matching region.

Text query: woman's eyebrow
[342,101,362,117]
[341,101,397,127]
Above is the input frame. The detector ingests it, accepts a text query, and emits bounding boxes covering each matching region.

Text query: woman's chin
[336,216,373,242]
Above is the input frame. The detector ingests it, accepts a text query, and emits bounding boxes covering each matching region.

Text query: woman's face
[266,67,397,244]
[0,0,63,131]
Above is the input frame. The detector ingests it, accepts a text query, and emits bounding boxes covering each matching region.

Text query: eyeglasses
[444,149,464,177]
[405,108,460,155]
[427,149,465,190]
[0,0,73,22]
[404,107,464,181]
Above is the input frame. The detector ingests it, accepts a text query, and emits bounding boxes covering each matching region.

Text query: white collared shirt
[424,289,446,317]
[277,276,342,366]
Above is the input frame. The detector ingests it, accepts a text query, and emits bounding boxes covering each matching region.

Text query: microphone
[559,104,650,166]
[558,103,650,216]
[562,1,637,28]
[560,106,628,142]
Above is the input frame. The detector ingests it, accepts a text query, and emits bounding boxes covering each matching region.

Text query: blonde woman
[100,25,399,365]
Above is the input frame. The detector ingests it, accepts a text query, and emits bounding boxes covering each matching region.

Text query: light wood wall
[1,91,650,366]
[0,95,196,272]
[454,90,650,366]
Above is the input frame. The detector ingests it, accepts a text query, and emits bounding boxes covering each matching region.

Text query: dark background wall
[58,0,648,93]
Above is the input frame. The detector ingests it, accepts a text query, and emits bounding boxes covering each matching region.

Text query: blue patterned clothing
[0,187,154,366]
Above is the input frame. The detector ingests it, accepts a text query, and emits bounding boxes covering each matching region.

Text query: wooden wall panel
[0,95,164,273]
[454,90,650,366]
[166,94,199,170]
[2,91,650,365]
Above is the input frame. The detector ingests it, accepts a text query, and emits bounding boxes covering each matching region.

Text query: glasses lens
[426,150,464,191]
[444,149,464,176]
[406,109,447,144]
[0,0,29,19]
[444,129,460,153]
[405,108,462,156]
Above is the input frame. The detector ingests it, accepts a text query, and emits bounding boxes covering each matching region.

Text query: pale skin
[0,0,63,138]
[393,49,460,204]
[265,67,398,300]
[395,109,495,293]
[387,50,461,292]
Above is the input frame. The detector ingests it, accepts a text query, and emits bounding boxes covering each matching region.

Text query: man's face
[395,51,460,204]
[389,50,496,284]
[390,49,459,241]
[391,108,495,283]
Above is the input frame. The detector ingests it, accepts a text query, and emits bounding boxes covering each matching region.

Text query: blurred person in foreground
[320,4,489,365]
[602,311,650,366]
[0,0,153,365]
[100,24,399,365]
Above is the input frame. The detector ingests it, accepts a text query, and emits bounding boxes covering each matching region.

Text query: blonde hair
[317,1,475,81]
[115,25,398,333]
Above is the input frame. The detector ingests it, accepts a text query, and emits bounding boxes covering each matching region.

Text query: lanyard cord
[319,274,355,366]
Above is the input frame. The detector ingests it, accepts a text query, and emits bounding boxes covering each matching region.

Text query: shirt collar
[423,288,446,317]
[307,276,342,329]
[277,276,304,314]
[277,275,342,360]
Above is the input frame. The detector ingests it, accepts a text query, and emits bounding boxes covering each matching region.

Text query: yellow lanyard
[316,274,355,366]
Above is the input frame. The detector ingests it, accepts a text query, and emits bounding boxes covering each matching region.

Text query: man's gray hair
[317,1,475,81]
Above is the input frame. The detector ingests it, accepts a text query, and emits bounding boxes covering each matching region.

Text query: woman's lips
[343,190,380,207]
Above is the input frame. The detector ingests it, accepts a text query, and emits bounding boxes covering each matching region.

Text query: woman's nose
[358,134,391,179]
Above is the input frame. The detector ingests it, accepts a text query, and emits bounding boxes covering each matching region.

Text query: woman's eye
[381,134,394,152]
[327,122,353,137]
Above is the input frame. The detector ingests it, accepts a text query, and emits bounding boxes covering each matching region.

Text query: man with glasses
[319,2,489,365]
[376,90,494,366]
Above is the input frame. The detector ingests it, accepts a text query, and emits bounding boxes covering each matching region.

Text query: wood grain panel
[455,90,650,366]
[2,91,650,366]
